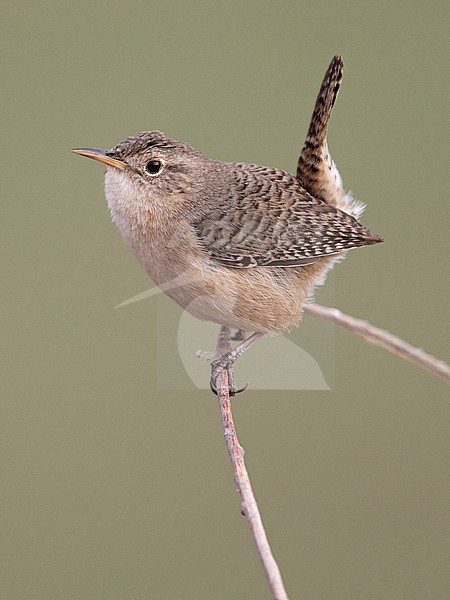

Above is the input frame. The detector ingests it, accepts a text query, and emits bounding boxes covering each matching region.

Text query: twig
[305,303,450,384]
[214,326,289,600]
[210,303,449,599]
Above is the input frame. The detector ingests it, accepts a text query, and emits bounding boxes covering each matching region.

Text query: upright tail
[297,56,346,209]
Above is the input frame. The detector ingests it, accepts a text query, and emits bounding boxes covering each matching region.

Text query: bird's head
[73,131,209,237]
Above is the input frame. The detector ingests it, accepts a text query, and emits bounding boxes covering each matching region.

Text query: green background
[2,1,449,598]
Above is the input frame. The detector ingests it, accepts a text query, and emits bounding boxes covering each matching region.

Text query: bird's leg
[210,330,263,396]
[210,325,234,393]
[196,329,245,363]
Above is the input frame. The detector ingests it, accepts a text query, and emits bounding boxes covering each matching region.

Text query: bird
[73,56,383,393]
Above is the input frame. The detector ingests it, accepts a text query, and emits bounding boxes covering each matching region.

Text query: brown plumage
[73,56,383,379]
[297,55,345,206]
[192,163,380,268]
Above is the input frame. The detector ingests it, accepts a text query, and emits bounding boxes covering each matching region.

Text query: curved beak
[72,147,129,170]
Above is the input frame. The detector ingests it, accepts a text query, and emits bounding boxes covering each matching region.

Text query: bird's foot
[230,329,246,341]
[196,349,214,361]
[210,352,249,396]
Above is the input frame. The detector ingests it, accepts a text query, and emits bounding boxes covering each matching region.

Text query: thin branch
[214,326,289,600]
[210,303,449,599]
[305,303,450,384]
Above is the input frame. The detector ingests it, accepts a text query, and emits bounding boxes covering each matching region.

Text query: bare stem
[305,303,450,384]
[210,303,449,598]
[214,326,289,600]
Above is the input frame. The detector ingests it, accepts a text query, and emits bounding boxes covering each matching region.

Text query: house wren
[73,56,383,392]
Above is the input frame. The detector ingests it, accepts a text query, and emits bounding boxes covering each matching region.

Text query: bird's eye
[145,159,163,175]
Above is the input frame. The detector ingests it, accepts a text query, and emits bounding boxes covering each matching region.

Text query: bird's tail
[297,56,346,209]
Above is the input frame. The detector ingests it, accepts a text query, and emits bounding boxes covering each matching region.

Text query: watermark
[115,273,336,391]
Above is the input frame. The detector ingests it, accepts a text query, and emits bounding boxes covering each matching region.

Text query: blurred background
[2,1,449,598]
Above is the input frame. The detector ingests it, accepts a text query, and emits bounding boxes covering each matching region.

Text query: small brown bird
[73,56,383,392]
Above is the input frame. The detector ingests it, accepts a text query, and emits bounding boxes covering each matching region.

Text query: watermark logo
[115,275,335,391]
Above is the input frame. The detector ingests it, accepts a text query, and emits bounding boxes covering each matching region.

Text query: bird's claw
[210,355,249,396]
[210,377,249,396]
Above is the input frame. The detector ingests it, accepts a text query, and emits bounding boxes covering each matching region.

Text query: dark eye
[145,160,163,175]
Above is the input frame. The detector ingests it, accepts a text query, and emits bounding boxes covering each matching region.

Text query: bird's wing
[192,165,382,269]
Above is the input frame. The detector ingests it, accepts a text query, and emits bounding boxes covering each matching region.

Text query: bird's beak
[72,147,130,170]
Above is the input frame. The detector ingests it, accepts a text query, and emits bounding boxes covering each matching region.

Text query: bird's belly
[149,259,335,334]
